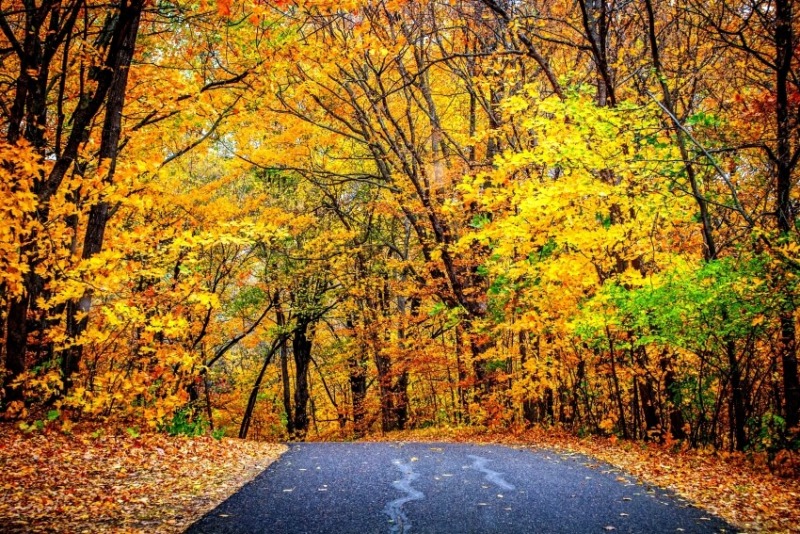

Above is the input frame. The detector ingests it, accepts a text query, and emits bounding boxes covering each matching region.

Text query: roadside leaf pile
[0,425,285,533]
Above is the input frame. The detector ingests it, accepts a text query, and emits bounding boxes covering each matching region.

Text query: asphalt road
[186,442,732,534]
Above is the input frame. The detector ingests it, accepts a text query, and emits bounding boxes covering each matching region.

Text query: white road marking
[467,455,515,491]
[384,459,425,534]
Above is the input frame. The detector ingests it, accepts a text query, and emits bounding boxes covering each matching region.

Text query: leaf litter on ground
[0,424,286,533]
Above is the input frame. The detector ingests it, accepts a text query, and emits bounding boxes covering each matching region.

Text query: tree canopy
[1,0,799,453]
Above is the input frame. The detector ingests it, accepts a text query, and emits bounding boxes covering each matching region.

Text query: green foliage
[485,359,509,373]
[429,301,447,316]
[686,111,723,128]
[162,408,209,437]
[17,410,62,434]
[751,412,786,452]
[229,286,268,314]
[535,239,558,262]
[470,214,491,229]
[578,256,776,356]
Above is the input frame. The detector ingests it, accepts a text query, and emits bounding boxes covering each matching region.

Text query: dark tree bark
[727,340,747,450]
[349,353,368,436]
[391,371,409,430]
[347,318,369,437]
[577,0,616,107]
[774,0,800,433]
[2,0,145,403]
[607,330,629,438]
[278,309,294,435]
[292,315,313,439]
[569,358,586,425]
[635,345,660,438]
[454,324,469,423]
[519,332,537,426]
[662,362,686,441]
[374,342,396,432]
[239,336,285,440]
[63,0,144,394]
[638,377,660,438]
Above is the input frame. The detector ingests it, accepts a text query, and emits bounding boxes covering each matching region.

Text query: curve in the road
[186,442,733,534]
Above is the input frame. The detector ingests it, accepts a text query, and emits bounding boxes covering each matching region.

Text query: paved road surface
[186,442,731,534]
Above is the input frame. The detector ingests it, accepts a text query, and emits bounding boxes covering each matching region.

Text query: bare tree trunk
[726,339,747,450]
[775,0,800,433]
[453,325,468,423]
[607,330,628,438]
[578,0,616,107]
[519,332,536,426]
[347,319,369,437]
[662,359,686,441]
[239,338,284,439]
[636,346,660,438]
[2,0,145,403]
[278,309,294,436]
[292,316,313,440]
[63,0,144,394]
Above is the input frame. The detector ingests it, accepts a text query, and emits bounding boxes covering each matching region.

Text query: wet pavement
[186,442,732,534]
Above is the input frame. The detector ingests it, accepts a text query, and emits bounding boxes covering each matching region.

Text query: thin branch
[159,96,240,168]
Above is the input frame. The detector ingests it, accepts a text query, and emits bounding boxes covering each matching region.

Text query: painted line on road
[467,455,515,491]
[384,459,425,534]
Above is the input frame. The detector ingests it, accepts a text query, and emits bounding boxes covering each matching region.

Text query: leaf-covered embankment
[0,425,286,533]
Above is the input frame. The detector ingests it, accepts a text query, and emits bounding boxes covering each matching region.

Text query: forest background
[1,0,799,461]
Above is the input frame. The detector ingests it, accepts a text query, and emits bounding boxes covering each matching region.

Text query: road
[186,442,731,534]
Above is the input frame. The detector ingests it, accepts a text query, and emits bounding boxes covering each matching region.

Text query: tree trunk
[470,326,493,400]
[239,338,283,439]
[454,324,469,423]
[375,348,396,433]
[3,295,29,403]
[578,0,616,107]
[775,0,800,433]
[239,350,272,439]
[347,318,368,437]
[661,355,686,441]
[638,377,660,439]
[63,0,144,394]
[726,339,747,450]
[278,309,294,435]
[2,1,145,403]
[570,358,586,426]
[607,331,628,438]
[780,314,799,431]
[632,375,641,439]
[391,371,410,431]
[349,352,368,437]
[519,332,537,426]
[292,316,313,439]
[542,387,554,423]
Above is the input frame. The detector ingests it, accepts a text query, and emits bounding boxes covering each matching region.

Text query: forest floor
[367,427,800,533]
[0,423,286,533]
